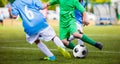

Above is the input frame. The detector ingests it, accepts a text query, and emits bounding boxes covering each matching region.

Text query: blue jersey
[12,0,48,36]
[75,0,86,24]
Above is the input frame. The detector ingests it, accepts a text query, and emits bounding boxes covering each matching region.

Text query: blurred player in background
[44,0,103,50]
[8,0,71,61]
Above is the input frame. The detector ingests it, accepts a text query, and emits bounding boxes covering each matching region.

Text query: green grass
[0,22,120,64]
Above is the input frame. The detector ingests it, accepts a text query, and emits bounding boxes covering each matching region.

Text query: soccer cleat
[94,42,103,50]
[57,46,71,58]
[40,56,56,61]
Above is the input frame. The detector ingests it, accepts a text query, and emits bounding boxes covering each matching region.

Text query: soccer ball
[73,45,88,58]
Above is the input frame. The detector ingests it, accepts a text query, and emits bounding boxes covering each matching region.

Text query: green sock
[81,34,96,45]
[66,42,76,49]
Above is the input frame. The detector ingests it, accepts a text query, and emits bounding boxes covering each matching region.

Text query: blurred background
[0,0,120,26]
[0,1,120,64]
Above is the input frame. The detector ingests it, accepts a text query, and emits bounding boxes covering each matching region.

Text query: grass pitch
[0,20,120,64]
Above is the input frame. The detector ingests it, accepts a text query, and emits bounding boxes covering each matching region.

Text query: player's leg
[70,22,84,45]
[76,22,84,45]
[26,34,56,61]
[60,26,76,49]
[52,36,65,48]
[35,39,56,61]
[67,22,85,49]
[68,35,77,49]
[51,36,71,58]
[81,34,103,50]
[40,26,71,58]
[65,22,84,49]
[70,22,103,50]
[69,34,84,45]
[69,35,84,46]
[73,32,103,50]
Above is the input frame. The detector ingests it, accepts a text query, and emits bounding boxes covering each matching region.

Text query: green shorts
[60,22,78,40]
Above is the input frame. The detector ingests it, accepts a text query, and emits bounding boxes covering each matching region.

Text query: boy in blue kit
[8,0,71,61]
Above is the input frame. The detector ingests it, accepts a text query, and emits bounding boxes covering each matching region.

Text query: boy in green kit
[44,0,103,50]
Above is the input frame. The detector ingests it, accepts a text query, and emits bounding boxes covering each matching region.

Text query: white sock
[69,35,75,41]
[53,36,65,48]
[37,42,54,57]
[78,39,84,45]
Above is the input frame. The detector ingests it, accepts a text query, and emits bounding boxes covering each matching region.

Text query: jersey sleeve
[74,0,85,13]
[49,0,59,5]
[12,4,19,16]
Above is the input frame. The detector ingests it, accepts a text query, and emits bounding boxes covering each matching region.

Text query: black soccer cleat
[94,42,103,50]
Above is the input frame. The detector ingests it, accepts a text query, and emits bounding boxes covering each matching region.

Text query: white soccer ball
[73,45,88,58]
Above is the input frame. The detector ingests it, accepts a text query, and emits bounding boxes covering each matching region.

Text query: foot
[57,46,71,58]
[40,56,56,61]
[94,42,103,50]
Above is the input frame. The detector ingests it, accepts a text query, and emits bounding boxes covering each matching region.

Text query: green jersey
[49,0,85,27]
